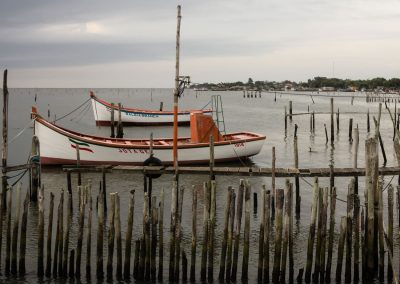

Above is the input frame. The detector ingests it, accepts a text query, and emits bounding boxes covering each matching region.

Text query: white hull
[34,119,266,165]
[91,95,211,126]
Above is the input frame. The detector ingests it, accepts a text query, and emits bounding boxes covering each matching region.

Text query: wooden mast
[173,5,181,170]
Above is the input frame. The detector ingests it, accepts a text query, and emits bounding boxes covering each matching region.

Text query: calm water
[0,88,399,283]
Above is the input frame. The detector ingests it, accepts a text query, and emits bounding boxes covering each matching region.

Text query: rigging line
[200,100,212,110]
[71,102,91,122]
[73,102,92,123]
[6,118,36,146]
[54,97,91,122]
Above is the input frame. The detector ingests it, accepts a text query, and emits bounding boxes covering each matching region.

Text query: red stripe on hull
[40,156,252,166]
[71,144,94,153]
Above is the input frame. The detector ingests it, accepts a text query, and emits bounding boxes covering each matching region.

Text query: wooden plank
[6,164,31,172]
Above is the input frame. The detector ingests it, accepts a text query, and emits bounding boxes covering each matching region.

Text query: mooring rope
[54,97,91,122]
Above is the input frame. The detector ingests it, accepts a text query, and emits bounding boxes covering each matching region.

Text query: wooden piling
[241,180,251,281]
[378,182,384,281]
[151,196,158,280]
[226,190,236,281]
[325,186,336,282]
[207,181,216,281]
[144,193,151,280]
[365,138,377,277]
[107,193,116,280]
[336,108,340,133]
[96,190,105,279]
[115,193,122,280]
[182,251,188,282]
[2,70,9,210]
[319,187,328,281]
[305,177,319,282]
[367,109,370,133]
[200,182,210,281]
[353,126,359,194]
[264,189,271,282]
[313,186,323,282]
[76,190,86,278]
[124,190,135,280]
[116,103,124,138]
[11,183,21,275]
[387,184,394,281]
[110,103,115,138]
[190,186,197,282]
[345,180,354,283]
[62,192,72,277]
[280,180,292,283]
[335,216,347,282]
[5,187,11,276]
[45,192,54,277]
[284,106,287,134]
[289,101,293,121]
[257,186,265,282]
[294,128,300,217]
[75,145,81,186]
[312,111,316,133]
[272,146,276,219]
[354,194,360,282]
[330,98,334,143]
[19,190,29,276]
[53,190,64,277]
[86,193,92,279]
[219,186,232,281]
[231,179,244,281]
[38,186,45,277]
[0,192,3,271]
[160,101,164,111]
[158,187,165,281]
[272,188,284,283]
[349,118,353,142]
[175,185,184,280]
[170,179,178,281]
[324,124,328,144]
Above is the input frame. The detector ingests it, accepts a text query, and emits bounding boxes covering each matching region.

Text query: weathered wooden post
[75,144,81,186]
[289,100,293,121]
[116,103,124,138]
[11,184,21,275]
[219,186,232,280]
[76,190,86,278]
[241,180,251,281]
[305,177,319,282]
[280,180,292,283]
[336,108,340,133]
[264,189,271,282]
[107,193,116,280]
[2,70,9,209]
[207,181,216,281]
[45,192,54,277]
[313,186,324,282]
[19,190,29,275]
[124,190,135,280]
[53,191,63,277]
[325,187,336,282]
[0,192,3,269]
[272,188,284,283]
[115,193,123,280]
[37,186,45,277]
[330,98,334,144]
[159,101,164,111]
[62,192,72,277]
[284,106,287,134]
[387,185,394,281]
[151,196,158,280]
[367,109,370,133]
[30,136,41,201]
[257,186,265,282]
[294,125,300,217]
[86,193,92,279]
[190,186,197,282]
[336,216,347,282]
[345,180,354,283]
[354,194,360,282]
[96,190,105,279]
[158,188,164,281]
[349,118,353,142]
[272,146,276,219]
[170,179,178,281]
[231,180,244,281]
[5,187,12,276]
[110,102,115,138]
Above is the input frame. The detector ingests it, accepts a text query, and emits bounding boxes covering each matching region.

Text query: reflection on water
[0,89,399,283]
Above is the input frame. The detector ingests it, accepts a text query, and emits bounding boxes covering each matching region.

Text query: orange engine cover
[190,111,223,143]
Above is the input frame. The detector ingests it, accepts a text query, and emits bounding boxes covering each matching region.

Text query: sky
[1,0,400,87]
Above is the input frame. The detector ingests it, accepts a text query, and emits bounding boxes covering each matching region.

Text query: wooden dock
[62,165,400,178]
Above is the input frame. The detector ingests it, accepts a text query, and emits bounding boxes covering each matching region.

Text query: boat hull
[34,119,266,166]
[91,96,212,126]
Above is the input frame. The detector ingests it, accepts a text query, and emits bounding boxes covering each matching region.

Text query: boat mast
[173,5,181,170]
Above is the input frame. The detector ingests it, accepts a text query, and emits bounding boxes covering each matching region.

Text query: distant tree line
[191,77,400,91]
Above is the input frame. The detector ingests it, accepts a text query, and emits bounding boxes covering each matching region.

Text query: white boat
[32,107,266,165]
[90,91,212,126]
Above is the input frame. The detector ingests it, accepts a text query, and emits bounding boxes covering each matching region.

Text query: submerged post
[2,70,8,209]
[30,136,41,201]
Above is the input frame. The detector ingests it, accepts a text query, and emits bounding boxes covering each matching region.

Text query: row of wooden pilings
[0,150,399,283]
[243,90,262,98]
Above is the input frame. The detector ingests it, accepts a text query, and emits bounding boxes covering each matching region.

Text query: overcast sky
[1,0,400,87]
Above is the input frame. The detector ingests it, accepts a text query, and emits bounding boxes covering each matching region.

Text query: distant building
[320,86,336,92]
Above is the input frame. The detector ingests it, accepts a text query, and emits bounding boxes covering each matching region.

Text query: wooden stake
[345,180,354,283]
[231,179,244,281]
[124,190,135,280]
[86,193,93,279]
[264,189,271,282]
[69,249,75,278]
[349,118,353,142]
[272,188,284,283]
[325,186,336,282]
[330,98,334,143]
[319,187,328,281]
[110,102,115,138]
[107,193,116,280]
[378,182,384,281]
[170,179,178,281]
[96,190,104,279]
[241,180,251,281]
[257,186,265,282]
[115,193,122,280]
[38,186,45,277]
[5,187,11,275]
[45,192,54,277]
[76,190,86,278]
[53,190,64,277]
[11,183,21,275]
[354,194,360,282]
[62,192,72,277]
[151,196,158,280]
[305,177,319,282]
[207,181,216,281]
[0,192,3,272]
[313,186,323,282]
[190,186,197,282]
[19,190,29,276]
[388,184,394,281]
[335,216,347,282]
[200,182,209,281]
[158,188,165,281]
[272,146,276,219]
[145,192,151,280]
[226,191,236,281]
[280,180,292,283]
[133,240,140,279]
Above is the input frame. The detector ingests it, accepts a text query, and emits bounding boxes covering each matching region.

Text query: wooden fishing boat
[90,91,212,126]
[32,107,266,166]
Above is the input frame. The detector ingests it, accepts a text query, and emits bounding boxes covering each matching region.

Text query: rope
[200,99,212,110]
[54,98,91,122]
[71,102,91,123]
[8,118,36,145]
